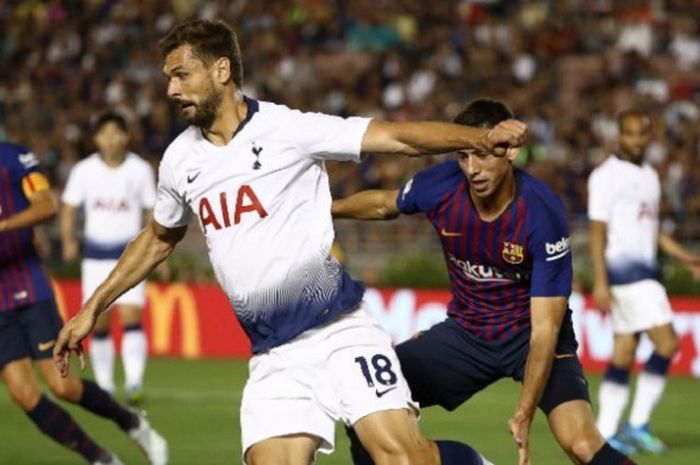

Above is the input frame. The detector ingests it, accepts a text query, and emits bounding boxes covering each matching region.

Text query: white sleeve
[153,160,191,228]
[61,166,84,207]
[281,107,372,162]
[587,169,612,222]
[140,163,157,209]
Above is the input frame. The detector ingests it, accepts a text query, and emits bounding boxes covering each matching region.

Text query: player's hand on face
[480,119,527,153]
[508,414,532,465]
[592,284,612,313]
[53,307,98,377]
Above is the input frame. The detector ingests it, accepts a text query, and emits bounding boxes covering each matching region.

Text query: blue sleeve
[396,162,457,215]
[3,143,41,182]
[529,196,573,297]
[396,176,423,214]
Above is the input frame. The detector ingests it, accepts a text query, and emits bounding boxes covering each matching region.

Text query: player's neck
[470,171,516,221]
[100,152,126,168]
[201,93,248,146]
[617,151,643,166]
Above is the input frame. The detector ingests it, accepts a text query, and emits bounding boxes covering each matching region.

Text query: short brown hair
[159,20,243,88]
[453,99,513,129]
[617,107,649,129]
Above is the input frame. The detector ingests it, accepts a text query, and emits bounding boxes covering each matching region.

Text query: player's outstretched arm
[332,190,400,220]
[360,119,527,156]
[589,220,612,313]
[658,231,700,279]
[509,296,567,465]
[0,189,56,232]
[53,218,187,376]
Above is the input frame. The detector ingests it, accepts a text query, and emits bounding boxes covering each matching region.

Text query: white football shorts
[240,302,416,457]
[610,279,673,334]
[81,258,146,307]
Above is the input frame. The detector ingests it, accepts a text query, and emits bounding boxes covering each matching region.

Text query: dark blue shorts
[0,299,64,369]
[395,311,590,415]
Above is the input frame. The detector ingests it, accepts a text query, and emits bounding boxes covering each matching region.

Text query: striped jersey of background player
[0,142,167,465]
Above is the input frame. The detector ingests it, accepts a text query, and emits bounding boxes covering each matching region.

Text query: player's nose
[166,80,180,99]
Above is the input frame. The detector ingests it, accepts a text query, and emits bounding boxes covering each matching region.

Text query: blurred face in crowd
[618,114,651,164]
[94,121,128,161]
[163,44,227,129]
[457,146,518,200]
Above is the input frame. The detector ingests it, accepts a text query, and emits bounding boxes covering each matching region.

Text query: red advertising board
[54,281,700,377]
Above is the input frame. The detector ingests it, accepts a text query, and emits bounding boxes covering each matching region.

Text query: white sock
[628,371,667,428]
[121,329,148,390]
[597,380,629,438]
[89,335,115,394]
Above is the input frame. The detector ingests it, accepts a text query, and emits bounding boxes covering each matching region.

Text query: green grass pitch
[1,358,698,464]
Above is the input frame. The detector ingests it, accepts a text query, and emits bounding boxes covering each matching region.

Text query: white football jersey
[588,155,660,285]
[153,98,371,352]
[62,152,156,258]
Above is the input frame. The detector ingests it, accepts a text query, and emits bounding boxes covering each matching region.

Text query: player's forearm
[362,120,489,156]
[59,206,77,244]
[332,190,400,220]
[85,223,177,315]
[515,326,558,419]
[658,231,694,263]
[0,195,56,232]
[589,221,609,287]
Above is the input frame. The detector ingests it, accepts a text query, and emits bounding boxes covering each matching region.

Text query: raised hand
[483,119,528,152]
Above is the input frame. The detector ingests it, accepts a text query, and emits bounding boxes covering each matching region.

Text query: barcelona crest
[502,242,524,264]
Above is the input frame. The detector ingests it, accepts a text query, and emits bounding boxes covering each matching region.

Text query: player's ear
[506,147,520,162]
[214,57,231,84]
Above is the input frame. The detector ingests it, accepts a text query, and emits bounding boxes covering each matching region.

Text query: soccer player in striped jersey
[0,142,167,465]
[333,99,636,465]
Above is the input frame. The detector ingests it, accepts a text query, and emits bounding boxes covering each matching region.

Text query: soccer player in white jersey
[588,108,700,454]
[60,112,157,404]
[54,20,526,465]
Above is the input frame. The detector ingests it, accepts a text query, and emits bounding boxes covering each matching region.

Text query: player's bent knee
[8,381,41,411]
[46,377,80,402]
[367,436,435,465]
[566,436,605,464]
[659,334,679,357]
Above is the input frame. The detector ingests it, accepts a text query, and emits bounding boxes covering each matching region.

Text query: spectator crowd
[2,0,699,280]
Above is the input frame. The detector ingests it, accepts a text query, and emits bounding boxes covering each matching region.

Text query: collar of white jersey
[232,96,259,139]
[198,95,260,142]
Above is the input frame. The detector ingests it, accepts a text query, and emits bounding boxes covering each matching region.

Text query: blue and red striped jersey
[0,142,55,312]
[397,161,572,341]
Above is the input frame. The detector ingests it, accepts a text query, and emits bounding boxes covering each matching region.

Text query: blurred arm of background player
[59,203,80,262]
[658,231,700,279]
[332,190,400,220]
[54,219,187,376]
[589,220,612,313]
[0,185,56,233]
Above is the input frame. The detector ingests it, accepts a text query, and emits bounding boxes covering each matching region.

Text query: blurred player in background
[333,99,637,465]
[61,112,157,404]
[54,20,527,465]
[0,142,167,465]
[589,108,700,454]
